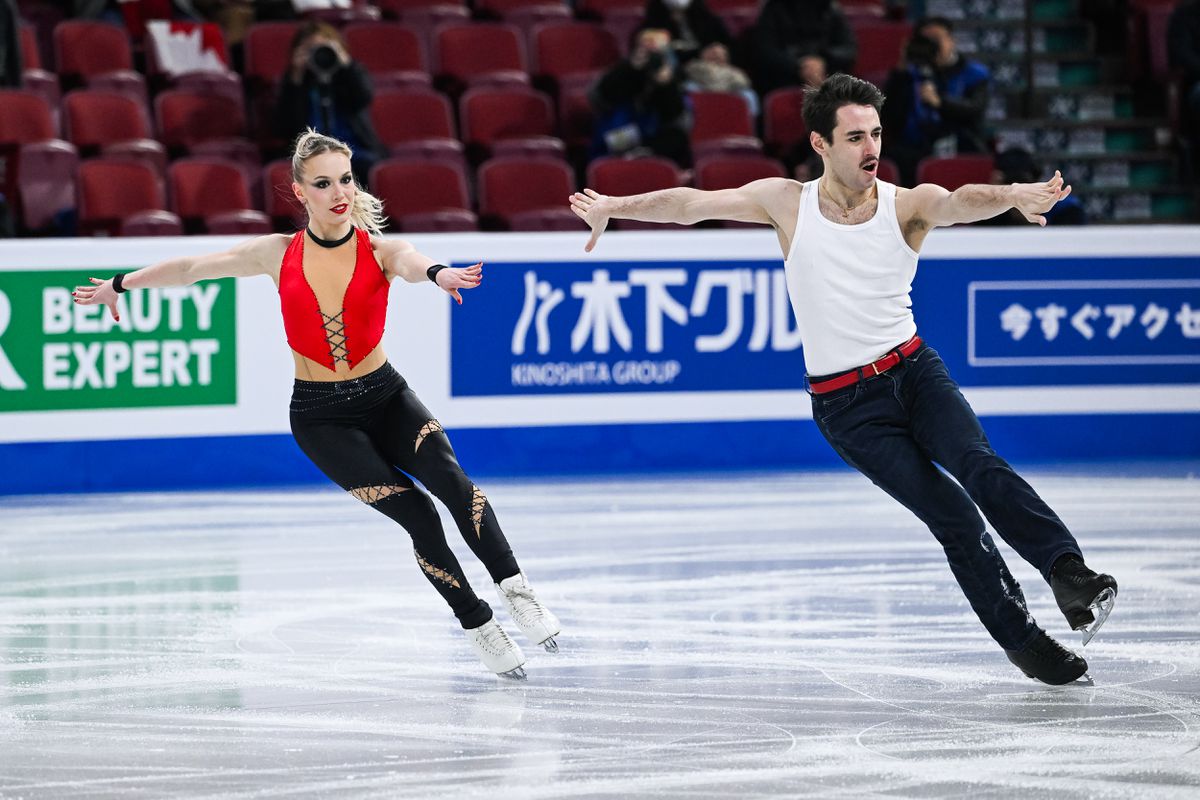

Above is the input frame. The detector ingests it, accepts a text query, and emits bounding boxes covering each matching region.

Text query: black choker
[306,226,355,248]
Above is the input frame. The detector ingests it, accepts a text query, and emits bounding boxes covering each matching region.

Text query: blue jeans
[810,343,1082,650]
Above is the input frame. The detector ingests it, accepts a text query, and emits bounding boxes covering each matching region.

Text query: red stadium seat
[87,69,149,109]
[477,156,575,229]
[459,86,558,158]
[915,154,995,191]
[434,23,528,93]
[77,159,168,236]
[695,155,787,190]
[16,140,78,233]
[19,24,41,70]
[876,157,900,185]
[369,158,477,231]
[174,71,246,107]
[0,89,55,144]
[62,90,153,154]
[764,87,808,162]
[371,89,459,150]
[689,91,755,144]
[532,22,620,85]
[263,158,305,232]
[156,90,248,152]
[477,0,567,17]
[120,209,185,237]
[243,22,300,90]
[168,158,260,233]
[100,139,169,181]
[206,209,274,235]
[850,20,912,86]
[344,22,426,74]
[397,209,479,231]
[53,20,133,85]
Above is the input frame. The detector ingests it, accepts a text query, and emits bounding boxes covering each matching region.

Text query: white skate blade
[499,665,527,681]
[541,636,559,654]
[1078,588,1116,646]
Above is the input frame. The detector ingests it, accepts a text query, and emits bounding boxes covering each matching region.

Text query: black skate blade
[1078,588,1116,646]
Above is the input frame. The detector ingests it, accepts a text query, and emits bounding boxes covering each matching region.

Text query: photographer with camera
[274,20,383,187]
[882,16,991,187]
[589,28,693,167]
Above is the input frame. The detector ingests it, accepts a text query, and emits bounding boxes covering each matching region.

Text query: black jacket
[750,0,857,94]
[274,61,383,157]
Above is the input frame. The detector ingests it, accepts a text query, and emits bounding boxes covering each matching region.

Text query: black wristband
[112,273,127,293]
[426,264,449,283]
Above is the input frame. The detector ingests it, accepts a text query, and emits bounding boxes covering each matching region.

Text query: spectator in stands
[881,17,991,187]
[641,0,732,65]
[749,0,856,96]
[274,20,383,186]
[978,148,1086,226]
[590,28,692,167]
[643,0,759,118]
[1169,0,1200,183]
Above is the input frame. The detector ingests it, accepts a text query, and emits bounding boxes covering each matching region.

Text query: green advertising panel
[0,270,236,412]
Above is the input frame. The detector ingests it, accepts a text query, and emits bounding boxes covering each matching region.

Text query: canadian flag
[146,20,230,77]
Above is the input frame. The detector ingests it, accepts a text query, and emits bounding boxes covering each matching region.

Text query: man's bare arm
[569,178,796,252]
[904,170,1073,231]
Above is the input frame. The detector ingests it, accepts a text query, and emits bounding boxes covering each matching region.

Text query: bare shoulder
[238,233,292,259]
[745,177,803,224]
[233,233,291,278]
[894,183,948,230]
[370,233,415,256]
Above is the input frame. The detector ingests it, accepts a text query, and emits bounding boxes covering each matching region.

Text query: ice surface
[1,466,1198,798]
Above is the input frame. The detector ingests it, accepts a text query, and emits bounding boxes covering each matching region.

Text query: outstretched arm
[72,234,283,321]
[372,236,482,305]
[569,178,793,252]
[904,169,1073,230]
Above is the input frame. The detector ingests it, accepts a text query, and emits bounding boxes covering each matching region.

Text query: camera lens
[309,44,338,74]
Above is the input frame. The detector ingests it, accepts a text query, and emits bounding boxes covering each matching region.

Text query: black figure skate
[1050,554,1118,646]
[1005,630,1089,685]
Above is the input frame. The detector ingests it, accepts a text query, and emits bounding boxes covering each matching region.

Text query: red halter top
[278,228,389,371]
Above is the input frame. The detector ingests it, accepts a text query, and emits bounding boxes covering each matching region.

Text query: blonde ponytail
[291,128,388,235]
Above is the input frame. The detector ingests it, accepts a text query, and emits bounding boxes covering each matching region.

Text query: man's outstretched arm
[568,179,793,252]
[905,169,1073,230]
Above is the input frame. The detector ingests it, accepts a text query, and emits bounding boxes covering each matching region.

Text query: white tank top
[783,177,920,376]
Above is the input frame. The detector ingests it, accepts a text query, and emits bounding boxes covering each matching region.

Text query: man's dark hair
[801,73,885,143]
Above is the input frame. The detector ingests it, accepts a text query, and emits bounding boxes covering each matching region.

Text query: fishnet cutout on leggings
[470,484,487,539]
[415,549,461,588]
[349,484,408,504]
[321,310,350,366]
[414,419,444,453]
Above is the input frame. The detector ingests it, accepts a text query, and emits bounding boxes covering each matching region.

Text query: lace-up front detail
[321,310,350,366]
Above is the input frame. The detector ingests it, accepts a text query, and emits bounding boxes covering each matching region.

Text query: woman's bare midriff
[291,345,388,381]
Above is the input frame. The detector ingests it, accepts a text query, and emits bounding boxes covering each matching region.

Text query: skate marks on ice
[0,467,1198,798]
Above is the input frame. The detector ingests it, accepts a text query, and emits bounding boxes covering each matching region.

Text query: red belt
[808,335,923,394]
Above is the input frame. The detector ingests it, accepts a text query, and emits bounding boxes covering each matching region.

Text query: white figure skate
[465,618,527,680]
[496,572,562,653]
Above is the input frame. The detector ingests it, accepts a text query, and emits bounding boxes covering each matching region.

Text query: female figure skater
[72,129,560,680]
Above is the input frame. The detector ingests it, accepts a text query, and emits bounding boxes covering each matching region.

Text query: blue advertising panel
[450,260,805,396]
[878,256,1200,388]
[452,255,1200,396]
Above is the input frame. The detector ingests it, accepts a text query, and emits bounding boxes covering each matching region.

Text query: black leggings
[289,363,519,629]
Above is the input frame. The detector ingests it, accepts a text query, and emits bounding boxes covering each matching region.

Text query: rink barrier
[1,228,1197,494]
